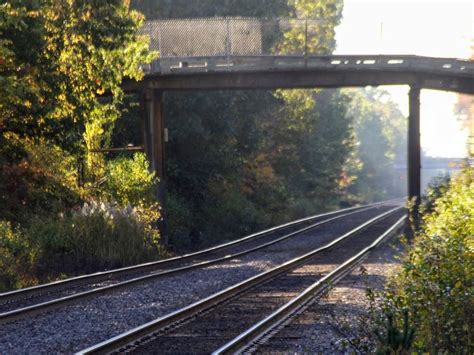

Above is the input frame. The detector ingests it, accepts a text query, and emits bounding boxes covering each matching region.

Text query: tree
[43,0,154,179]
[345,88,407,201]
[131,0,291,19]
[281,0,343,54]
[0,0,162,287]
[272,0,348,211]
[0,1,55,152]
[0,0,155,222]
[122,0,352,247]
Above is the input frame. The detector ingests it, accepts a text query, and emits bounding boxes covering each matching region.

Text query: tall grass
[29,201,164,276]
[0,202,166,291]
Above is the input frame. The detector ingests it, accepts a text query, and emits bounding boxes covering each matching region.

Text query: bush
[166,192,194,251]
[23,137,80,191]
[377,168,473,353]
[25,201,165,278]
[0,136,82,225]
[421,173,451,213]
[203,182,262,246]
[0,140,166,290]
[0,161,81,224]
[0,221,35,291]
[104,153,157,206]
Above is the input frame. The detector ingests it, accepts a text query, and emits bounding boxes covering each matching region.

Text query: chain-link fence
[139,18,330,58]
[137,17,474,75]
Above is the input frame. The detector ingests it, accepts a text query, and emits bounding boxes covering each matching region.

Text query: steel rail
[77,206,403,355]
[213,215,407,355]
[0,199,399,306]
[0,201,398,325]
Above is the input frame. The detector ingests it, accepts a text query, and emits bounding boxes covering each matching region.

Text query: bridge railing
[139,18,334,72]
[139,18,330,57]
[138,18,474,75]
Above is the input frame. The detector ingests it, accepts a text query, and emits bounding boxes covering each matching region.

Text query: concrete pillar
[408,86,421,227]
[142,89,168,244]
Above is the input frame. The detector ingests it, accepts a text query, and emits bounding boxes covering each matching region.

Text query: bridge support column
[143,89,168,244]
[408,86,421,227]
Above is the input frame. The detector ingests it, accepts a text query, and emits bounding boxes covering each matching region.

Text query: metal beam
[121,69,474,94]
[152,90,165,176]
[141,90,152,170]
[142,70,420,91]
[408,86,421,227]
[143,89,168,244]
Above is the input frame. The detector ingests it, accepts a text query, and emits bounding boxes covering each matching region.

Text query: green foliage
[283,0,343,54]
[131,0,291,19]
[0,1,163,289]
[23,137,79,189]
[137,0,349,248]
[0,220,35,291]
[163,85,351,247]
[104,153,157,206]
[1,0,156,198]
[1,0,155,178]
[202,180,263,244]
[379,168,474,353]
[0,135,82,225]
[0,1,52,137]
[375,310,415,354]
[1,203,165,292]
[344,88,407,202]
[273,90,353,204]
[164,90,281,246]
[26,202,163,277]
[166,192,194,251]
[421,173,450,213]
[0,202,164,291]
[45,0,155,179]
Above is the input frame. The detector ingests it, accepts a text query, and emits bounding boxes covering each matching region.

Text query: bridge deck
[147,55,473,77]
[126,55,474,94]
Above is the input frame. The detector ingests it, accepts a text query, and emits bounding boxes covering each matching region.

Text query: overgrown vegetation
[0,1,162,291]
[0,202,163,291]
[369,168,473,353]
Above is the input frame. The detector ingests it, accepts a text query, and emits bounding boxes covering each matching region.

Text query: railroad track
[0,199,400,324]
[78,205,406,354]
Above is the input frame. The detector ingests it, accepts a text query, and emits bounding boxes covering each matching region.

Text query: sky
[335,0,473,157]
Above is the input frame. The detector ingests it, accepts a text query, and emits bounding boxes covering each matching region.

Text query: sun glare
[336,0,473,158]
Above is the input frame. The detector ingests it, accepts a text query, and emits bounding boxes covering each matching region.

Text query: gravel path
[255,230,404,354]
[0,205,396,353]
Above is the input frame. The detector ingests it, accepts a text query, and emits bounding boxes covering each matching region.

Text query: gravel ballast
[0,205,396,353]
[255,233,404,354]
